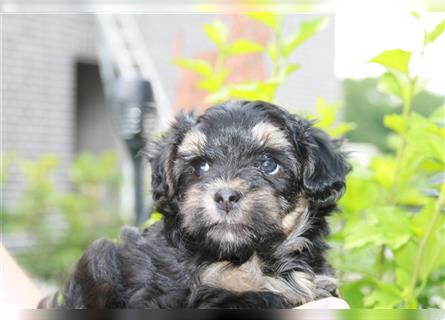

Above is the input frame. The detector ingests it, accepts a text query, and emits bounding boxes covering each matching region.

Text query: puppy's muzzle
[214,188,243,213]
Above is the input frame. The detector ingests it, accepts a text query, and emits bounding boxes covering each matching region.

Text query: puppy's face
[150,101,349,260]
[175,115,298,259]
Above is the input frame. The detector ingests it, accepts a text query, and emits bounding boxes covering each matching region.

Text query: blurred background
[1,10,444,309]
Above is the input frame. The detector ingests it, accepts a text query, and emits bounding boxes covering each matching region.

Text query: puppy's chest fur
[199,255,265,292]
[198,255,316,305]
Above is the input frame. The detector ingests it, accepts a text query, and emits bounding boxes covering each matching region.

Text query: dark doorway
[75,62,116,154]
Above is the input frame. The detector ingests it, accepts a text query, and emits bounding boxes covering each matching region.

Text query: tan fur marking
[200,255,316,305]
[200,255,265,292]
[282,199,308,235]
[178,130,207,157]
[251,122,291,149]
[274,205,314,259]
[208,178,247,192]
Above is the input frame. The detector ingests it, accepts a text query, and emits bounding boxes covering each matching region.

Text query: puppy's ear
[288,118,351,207]
[303,127,350,206]
[149,112,197,212]
[249,101,350,207]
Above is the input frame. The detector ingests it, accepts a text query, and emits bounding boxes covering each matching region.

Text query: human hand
[295,297,350,309]
[1,244,44,309]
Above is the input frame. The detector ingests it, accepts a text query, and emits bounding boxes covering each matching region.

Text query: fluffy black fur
[40,100,350,309]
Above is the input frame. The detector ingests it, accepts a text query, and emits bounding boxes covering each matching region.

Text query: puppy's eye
[193,159,210,175]
[259,159,279,175]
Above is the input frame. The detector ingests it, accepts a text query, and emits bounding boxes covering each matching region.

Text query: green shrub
[3,152,126,283]
[344,78,443,152]
[330,16,445,308]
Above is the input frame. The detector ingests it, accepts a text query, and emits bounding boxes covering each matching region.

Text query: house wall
[2,14,98,206]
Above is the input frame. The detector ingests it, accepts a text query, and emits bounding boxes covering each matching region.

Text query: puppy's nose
[214,189,242,213]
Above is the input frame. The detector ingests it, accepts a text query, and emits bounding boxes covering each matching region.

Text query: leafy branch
[407,186,445,301]
[175,14,328,104]
[332,14,445,308]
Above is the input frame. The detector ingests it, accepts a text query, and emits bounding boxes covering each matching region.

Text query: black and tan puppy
[41,100,350,309]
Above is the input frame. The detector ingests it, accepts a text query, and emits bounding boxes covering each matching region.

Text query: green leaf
[397,187,430,207]
[198,69,229,92]
[429,104,445,126]
[227,39,263,55]
[425,19,445,44]
[311,97,355,138]
[412,201,445,281]
[226,81,278,102]
[344,206,411,250]
[314,97,339,128]
[245,12,278,30]
[396,267,411,288]
[282,17,329,57]
[266,43,279,62]
[210,81,279,103]
[173,58,213,77]
[377,72,403,99]
[370,49,412,75]
[364,282,403,308]
[384,113,408,134]
[339,280,370,308]
[410,11,421,20]
[412,201,436,237]
[284,63,301,76]
[343,221,380,249]
[419,222,445,282]
[204,20,229,48]
[329,122,357,137]
[395,241,418,275]
[340,173,382,214]
[257,81,280,102]
[371,156,397,189]
[227,82,262,100]
[205,87,231,104]
[406,112,445,164]
[141,211,163,230]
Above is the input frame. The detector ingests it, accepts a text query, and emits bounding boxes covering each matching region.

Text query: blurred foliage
[176,13,445,309]
[329,15,445,308]
[2,152,126,283]
[337,308,442,320]
[306,97,356,138]
[175,13,328,104]
[0,152,16,185]
[344,78,443,153]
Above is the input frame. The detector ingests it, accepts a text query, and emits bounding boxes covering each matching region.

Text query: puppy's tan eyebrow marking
[178,130,207,157]
[251,122,291,149]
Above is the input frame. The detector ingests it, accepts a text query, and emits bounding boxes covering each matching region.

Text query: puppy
[40,100,350,309]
